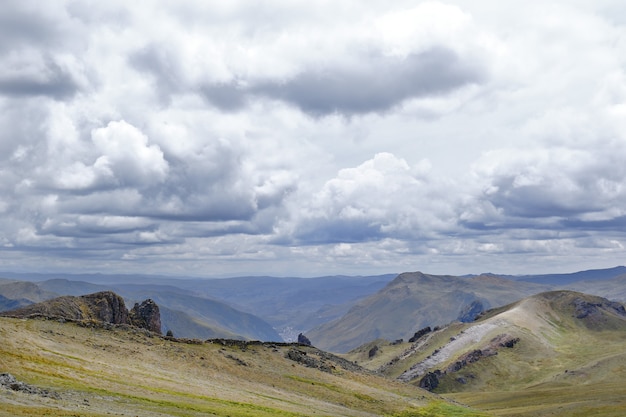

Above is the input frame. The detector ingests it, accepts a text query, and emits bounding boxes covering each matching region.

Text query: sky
[1,0,626,278]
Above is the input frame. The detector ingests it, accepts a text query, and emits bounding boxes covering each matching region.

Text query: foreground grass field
[0,317,491,416]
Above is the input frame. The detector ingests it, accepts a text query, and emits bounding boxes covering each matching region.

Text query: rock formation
[0,291,161,334]
[130,299,162,334]
[297,333,312,346]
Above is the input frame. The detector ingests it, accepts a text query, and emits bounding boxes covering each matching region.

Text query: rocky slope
[347,290,626,416]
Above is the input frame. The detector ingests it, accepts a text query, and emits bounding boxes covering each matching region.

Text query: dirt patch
[398,320,505,382]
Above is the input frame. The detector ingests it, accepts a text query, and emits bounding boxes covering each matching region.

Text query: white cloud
[91,120,169,187]
[2,0,626,276]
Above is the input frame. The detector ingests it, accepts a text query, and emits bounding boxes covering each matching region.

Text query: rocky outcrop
[573,297,626,319]
[408,326,432,343]
[419,371,442,391]
[297,333,312,346]
[82,291,129,324]
[130,299,162,334]
[0,373,60,399]
[417,333,519,391]
[0,291,161,334]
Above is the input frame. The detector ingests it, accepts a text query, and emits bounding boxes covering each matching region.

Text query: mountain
[513,265,626,285]
[306,272,552,353]
[0,280,58,304]
[347,290,626,417]
[0,316,488,417]
[0,294,29,311]
[568,272,626,302]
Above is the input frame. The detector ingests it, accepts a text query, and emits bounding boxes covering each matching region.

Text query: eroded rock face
[129,299,162,334]
[1,291,162,334]
[83,292,129,324]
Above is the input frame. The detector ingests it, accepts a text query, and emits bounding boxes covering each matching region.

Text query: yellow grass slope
[0,317,491,417]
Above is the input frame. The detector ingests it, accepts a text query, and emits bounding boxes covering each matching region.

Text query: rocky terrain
[0,291,162,334]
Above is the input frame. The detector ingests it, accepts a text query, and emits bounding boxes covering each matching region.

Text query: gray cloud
[464,145,626,234]
[130,44,485,115]
[0,2,67,52]
[253,47,486,116]
[2,1,626,276]
[0,58,80,99]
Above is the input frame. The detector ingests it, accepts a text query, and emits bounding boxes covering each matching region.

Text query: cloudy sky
[2,0,626,278]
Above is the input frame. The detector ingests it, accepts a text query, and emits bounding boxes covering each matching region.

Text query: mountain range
[2,267,626,347]
[3,266,626,416]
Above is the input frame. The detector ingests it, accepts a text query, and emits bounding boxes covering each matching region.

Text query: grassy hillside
[347,291,626,417]
[307,272,551,353]
[0,317,491,417]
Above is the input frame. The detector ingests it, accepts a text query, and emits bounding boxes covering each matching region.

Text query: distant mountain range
[2,267,626,348]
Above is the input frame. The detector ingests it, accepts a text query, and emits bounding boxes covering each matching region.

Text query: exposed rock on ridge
[129,299,161,333]
[0,291,161,334]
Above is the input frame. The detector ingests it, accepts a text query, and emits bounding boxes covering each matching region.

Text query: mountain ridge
[345,290,626,416]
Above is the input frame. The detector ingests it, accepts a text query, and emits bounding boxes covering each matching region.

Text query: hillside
[0,317,490,417]
[568,272,626,302]
[347,290,626,417]
[306,272,551,353]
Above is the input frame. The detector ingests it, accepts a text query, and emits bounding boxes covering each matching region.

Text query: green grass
[391,401,492,417]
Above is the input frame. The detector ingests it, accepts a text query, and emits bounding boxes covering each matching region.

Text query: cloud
[253,47,485,116]
[0,2,84,99]
[465,141,626,231]
[283,153,458,244]
[2,0,626,276]
[0,55,80,99]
